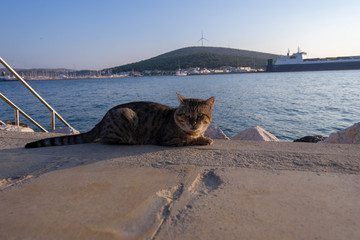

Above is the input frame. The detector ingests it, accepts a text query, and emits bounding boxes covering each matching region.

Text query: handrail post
[15,109,19,126]
[51,111,56,131]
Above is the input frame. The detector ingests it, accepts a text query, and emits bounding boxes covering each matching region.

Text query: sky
[1,0,360,70]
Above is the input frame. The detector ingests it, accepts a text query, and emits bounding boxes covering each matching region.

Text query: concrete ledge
[1,131,360,239]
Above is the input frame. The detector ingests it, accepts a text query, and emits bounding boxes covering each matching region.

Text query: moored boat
[175,69,187,76]
[0,72,16,81]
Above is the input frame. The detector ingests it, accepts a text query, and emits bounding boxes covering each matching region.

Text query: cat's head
[174,93,215,134]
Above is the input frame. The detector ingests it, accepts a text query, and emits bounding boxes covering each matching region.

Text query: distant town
[1,66,265,81]
[105,66,264,78]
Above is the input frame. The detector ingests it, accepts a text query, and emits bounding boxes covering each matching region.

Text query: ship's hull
[267,60,360,72]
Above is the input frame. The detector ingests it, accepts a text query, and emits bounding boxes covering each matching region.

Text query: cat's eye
[197,113,204,118]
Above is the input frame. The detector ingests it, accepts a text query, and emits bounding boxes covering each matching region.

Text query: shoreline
[0,70,267,82]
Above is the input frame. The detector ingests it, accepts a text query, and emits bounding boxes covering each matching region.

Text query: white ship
[267,48,360,72]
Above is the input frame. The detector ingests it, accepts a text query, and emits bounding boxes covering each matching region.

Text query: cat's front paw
[205,137,214,145]
[195,136,213,145]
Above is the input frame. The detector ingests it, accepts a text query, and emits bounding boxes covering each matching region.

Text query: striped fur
[25,128,99,148]
[25,94,215,148]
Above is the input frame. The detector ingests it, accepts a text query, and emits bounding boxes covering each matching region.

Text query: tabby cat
[25,94,215,148]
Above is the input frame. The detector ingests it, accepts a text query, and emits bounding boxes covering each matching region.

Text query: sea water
[1,70,360,141]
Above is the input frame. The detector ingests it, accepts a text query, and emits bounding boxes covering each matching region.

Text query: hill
[108,46,279,73]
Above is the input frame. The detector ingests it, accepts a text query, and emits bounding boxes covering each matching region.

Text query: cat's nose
[189,118,197,127]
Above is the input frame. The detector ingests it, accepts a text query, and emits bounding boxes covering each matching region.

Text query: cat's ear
[176,93,185,103]
[205,96,215,109]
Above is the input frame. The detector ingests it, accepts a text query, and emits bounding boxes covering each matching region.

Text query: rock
[321,122,360,144]
[51,127,80,134]
[0,124,34,132]
[205,126,230,140]
[5,121,29,128]
[294,135,327,143]
[231,126,279,141]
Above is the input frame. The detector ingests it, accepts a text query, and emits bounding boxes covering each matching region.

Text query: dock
[1,131,359,239]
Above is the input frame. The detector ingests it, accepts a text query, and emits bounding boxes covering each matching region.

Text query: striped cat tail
[25,127,99,148]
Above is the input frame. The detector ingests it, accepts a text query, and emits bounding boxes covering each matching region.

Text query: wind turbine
[198,31,209,47]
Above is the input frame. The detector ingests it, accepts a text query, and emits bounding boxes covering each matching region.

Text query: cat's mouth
[189,125,202,133]
[181,125,201,134]
[191,127,200,132]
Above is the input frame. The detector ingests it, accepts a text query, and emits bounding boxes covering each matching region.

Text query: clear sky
[1,0,360,70]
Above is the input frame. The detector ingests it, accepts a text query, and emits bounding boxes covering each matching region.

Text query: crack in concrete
[0,161,62,191]
[152,168,224,239]
[151,183,184,239]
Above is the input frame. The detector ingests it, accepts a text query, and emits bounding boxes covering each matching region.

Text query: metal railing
[0,93,48,132]
[0,57,72,132]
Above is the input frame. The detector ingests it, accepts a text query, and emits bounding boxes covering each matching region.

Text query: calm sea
[1,71,360,141]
